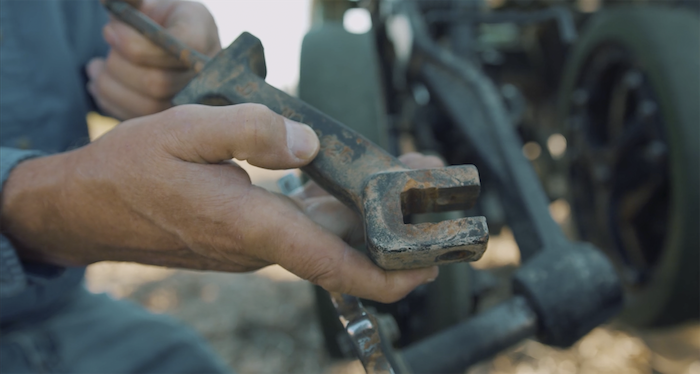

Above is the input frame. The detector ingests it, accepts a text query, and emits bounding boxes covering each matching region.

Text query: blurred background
[86,1,699,373]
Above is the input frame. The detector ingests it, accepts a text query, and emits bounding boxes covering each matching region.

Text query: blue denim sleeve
[57,0,111,114]
[0,148,87,323]
[0,147,45,298]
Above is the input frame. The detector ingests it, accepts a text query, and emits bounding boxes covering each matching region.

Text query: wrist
[0,151,82,265]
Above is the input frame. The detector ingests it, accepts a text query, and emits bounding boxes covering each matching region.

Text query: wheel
[559,5,699,327]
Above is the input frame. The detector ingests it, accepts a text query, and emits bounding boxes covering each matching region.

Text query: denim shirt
[0,1,109,323]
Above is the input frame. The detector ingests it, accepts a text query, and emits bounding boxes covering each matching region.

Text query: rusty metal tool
[104,0,488,270]
[330,292,395,374]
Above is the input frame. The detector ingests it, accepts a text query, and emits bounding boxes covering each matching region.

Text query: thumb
[159,104,320,169]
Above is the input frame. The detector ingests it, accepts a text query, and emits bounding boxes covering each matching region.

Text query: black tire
[559,5,699,327]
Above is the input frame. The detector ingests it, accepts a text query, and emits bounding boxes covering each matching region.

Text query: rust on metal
[330,292,394,374]
[105,2,489,270]
[363,166,488,269]
[102,0,211,73]
[322,134,355,165]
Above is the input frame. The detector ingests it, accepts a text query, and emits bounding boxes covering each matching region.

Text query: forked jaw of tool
[362,165,489,270]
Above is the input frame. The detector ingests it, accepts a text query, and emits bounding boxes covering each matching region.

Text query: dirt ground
[85,260,700,374]
[85,116,699,374]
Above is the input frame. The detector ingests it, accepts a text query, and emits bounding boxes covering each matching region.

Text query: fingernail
[286,118,319,161]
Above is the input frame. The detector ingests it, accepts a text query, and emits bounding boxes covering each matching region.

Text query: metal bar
[401,296,538,374]
[102,0,211,72]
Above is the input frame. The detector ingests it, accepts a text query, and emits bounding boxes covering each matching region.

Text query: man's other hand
[0,104,438,304]
[87,0,221,120]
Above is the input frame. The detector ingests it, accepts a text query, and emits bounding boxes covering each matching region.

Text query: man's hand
[87,0,221,119]
[0,104,438,304]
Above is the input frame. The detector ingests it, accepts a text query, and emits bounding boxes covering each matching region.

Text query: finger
[156,1,221,56]
[292,180,329,200]
[399,152,445,169]
[104,22,186,69]
[87,58,171,119]
[133,0,167,22]
[102,52,194,100]
[294,195,364,245]
[158,104,320,169]
[104,1,220,69]
[88,82,130,121]
[242,189,439,303]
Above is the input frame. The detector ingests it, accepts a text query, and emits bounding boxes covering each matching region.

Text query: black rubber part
[559,5,699,327]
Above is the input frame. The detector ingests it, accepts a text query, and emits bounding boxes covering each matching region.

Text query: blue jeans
[0,287,230,374]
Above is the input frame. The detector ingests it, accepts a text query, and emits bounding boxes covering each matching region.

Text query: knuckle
[234,104,277,155]
[187,1,210,13]
[182,1,211,20]
[179,2,219,49]
[256,106,282,136]
[240,103,273,122]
